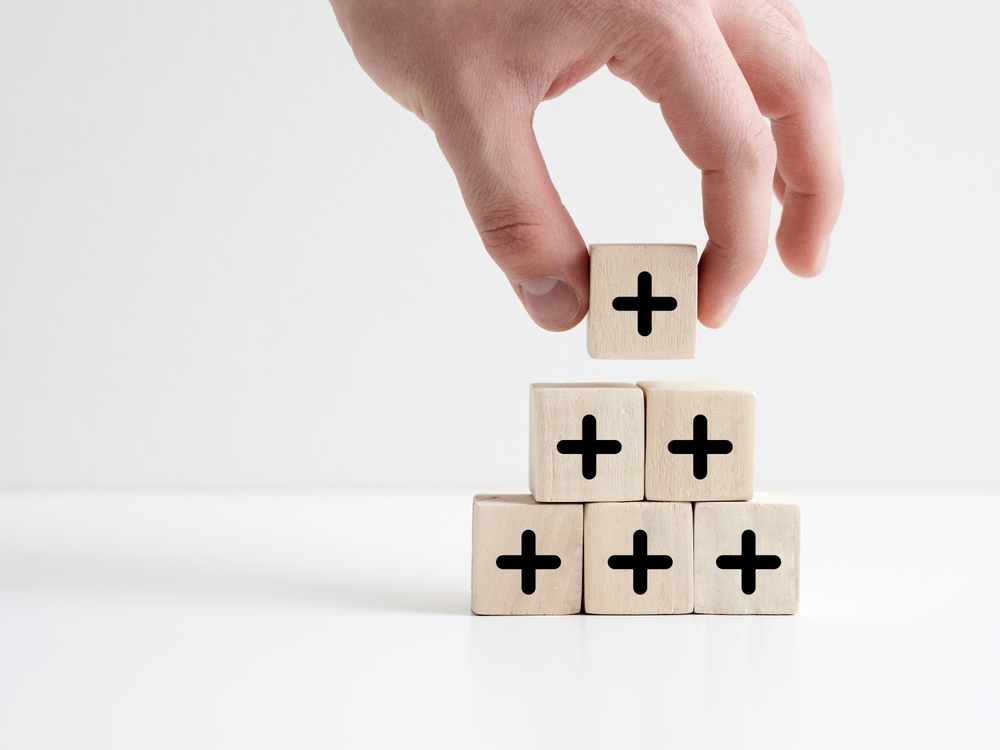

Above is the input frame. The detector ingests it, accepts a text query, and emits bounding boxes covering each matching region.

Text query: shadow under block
[639,381,755,502]
[587,244,698,360]
[694,493,800,615]
[471,495,583,615]
[584,502,694,615]
[529,383,644,504]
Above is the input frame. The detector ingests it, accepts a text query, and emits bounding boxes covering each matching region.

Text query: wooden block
[529,383,644,504]
[583,501,694,614]
[639,381,755,502]
[471,494,582,615]
[694,493,800,614]
[587,244,698,360]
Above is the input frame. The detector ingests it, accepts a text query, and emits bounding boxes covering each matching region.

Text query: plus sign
[716,529,781,595]
[611,271,678,336]
[667,414,733,479]
[607,530,673,595]
[556,414,622,480]
[496,530,562,595]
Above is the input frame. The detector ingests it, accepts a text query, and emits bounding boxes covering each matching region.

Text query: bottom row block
[471,493,799,616]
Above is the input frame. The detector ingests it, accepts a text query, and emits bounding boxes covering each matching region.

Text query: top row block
[588,244,697,360]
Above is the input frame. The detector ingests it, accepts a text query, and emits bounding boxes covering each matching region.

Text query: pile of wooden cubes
[471,245,801,616]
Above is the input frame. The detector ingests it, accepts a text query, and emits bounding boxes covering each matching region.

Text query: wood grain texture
[694,493,800,615]
[639,381,755,502]
[529,383,644,504]
[587,244,698,360]
[471,494,582,615]
[584,501,694,614]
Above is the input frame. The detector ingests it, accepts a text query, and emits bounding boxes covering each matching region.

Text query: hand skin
[329,0,843,331]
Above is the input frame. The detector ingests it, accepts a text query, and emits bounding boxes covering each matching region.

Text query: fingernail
[718,294,741,326]
[816,236,831,272]
[519,277,581,330]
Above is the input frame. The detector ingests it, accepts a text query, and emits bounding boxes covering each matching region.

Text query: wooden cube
[583,501,694,614]
[694,493,800,614]
[471,494,582,615]
[639,381,755,502]
[529,383,644,504]
[587,244,698,360]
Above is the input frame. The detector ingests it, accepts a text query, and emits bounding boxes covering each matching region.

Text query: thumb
[430,98,589,331]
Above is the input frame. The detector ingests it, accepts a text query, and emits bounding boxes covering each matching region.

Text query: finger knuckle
[619,0,706,53]
[660,0,707,19]
[725,122,777,174]
[798,48,833,99]
[773,47,833,113]
[779,0,808,36]
[476,204,548,263]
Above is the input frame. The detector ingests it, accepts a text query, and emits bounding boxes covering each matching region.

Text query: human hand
[330,0,843,330]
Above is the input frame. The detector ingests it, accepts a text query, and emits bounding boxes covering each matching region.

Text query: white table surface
[1,489,997,748]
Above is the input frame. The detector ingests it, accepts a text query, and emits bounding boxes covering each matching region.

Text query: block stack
[472,244,800,616]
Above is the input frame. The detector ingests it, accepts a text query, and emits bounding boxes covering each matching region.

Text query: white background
[2,0,998,490]
[3,3,999,747]
[2,489,997,749]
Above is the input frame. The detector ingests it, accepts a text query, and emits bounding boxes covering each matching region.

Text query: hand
[330,0,843,330]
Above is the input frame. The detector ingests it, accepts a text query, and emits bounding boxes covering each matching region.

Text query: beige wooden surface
[529,383,644,503]
[471,494,583,615]
[587,244,697,360]
[693,492,800,615]
[583,501,694,615]
[639,381,755,502]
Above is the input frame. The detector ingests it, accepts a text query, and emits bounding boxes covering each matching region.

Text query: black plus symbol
[667,414,733,479]
[611,271,678,336]
[716,530,781,595]
[496,530,562,595]
[556,414,622,480]
[607,530,673,595]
